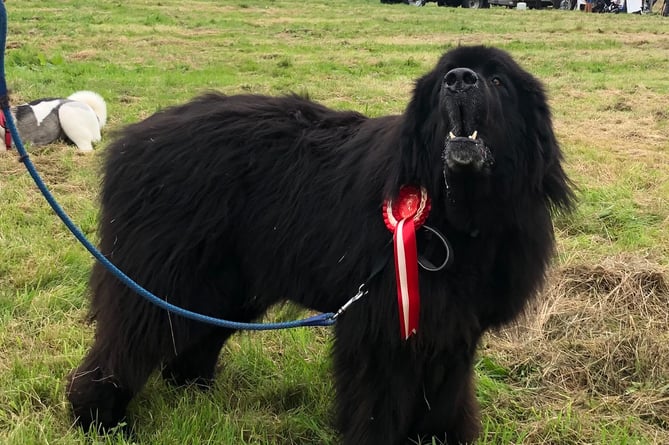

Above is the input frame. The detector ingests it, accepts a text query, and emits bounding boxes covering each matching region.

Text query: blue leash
[0,3,358,330]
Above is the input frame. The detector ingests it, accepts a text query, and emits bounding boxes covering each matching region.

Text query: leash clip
[332,284,368,320]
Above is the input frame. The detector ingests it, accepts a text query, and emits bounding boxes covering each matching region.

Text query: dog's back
[14,99,67,146]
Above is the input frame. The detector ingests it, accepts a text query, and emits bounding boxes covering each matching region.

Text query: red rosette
[383,185,431,232]
[382,185,431,340]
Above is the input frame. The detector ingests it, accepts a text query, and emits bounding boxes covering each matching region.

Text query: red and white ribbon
[383,185,430,340]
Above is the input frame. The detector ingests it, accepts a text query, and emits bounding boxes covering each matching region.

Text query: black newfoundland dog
[67,46,573,444]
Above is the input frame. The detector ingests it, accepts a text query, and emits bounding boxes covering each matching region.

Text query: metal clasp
[332,284,369,320]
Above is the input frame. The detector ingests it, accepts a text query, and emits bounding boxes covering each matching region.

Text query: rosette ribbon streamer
[383,185,431,340]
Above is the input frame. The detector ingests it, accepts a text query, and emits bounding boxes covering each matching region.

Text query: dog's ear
[402,69,443,151]
[391,69,444,193]
[521,84,575,213]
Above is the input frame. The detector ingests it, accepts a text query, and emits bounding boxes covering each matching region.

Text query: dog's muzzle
[440,68,493,174]
[442,131,493,173]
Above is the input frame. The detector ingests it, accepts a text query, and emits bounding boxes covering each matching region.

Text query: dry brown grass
[484,258,669,442]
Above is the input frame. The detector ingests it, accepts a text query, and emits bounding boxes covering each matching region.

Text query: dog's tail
[68,91,107,129]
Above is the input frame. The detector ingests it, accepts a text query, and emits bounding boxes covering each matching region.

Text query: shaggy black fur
[67,46,573,444]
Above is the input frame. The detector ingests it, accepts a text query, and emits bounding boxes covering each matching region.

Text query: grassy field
[0,0,668,443]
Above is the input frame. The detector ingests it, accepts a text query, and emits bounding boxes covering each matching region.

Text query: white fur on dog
[68,91,107,128]
[59,101,102,152]
[32,100,62,126]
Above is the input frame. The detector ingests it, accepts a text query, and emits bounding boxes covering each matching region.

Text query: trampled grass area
[0,0,667,443]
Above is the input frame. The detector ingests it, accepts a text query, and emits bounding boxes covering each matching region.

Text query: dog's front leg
[408,358,481,444]
[332,319,420,445]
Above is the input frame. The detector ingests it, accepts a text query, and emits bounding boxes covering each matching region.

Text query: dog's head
[398,45,573,225]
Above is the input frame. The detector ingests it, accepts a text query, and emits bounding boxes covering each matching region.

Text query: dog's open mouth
[442,130,493,173]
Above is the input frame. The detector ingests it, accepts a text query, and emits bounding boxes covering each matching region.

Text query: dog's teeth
[469,130,478,140]
[449,131,456,140]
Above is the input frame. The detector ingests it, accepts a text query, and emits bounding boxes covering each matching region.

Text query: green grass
[1,0,668,443]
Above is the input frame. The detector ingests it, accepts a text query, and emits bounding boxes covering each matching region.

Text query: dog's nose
[444,68,478,93]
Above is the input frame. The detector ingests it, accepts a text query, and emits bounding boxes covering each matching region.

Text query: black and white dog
[0,90,107,152]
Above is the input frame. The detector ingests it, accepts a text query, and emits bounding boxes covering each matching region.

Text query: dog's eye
[491,77,502,86]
